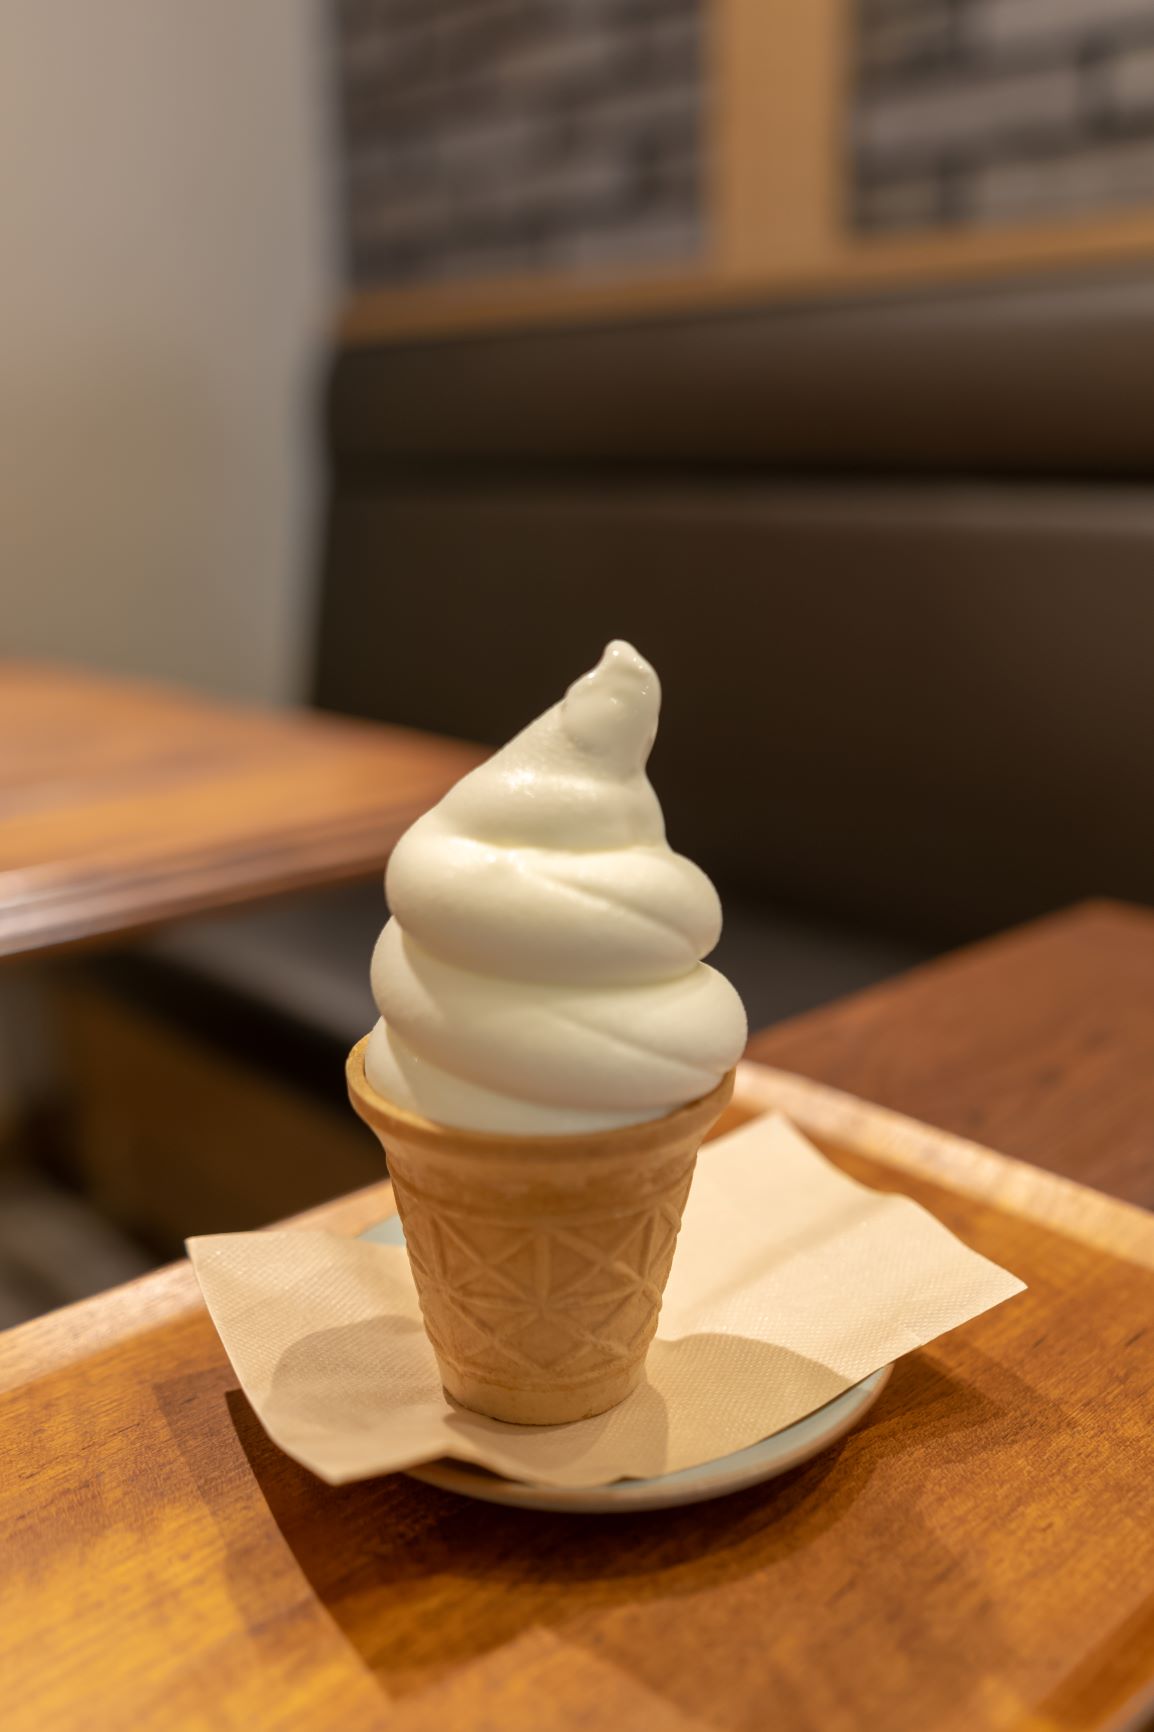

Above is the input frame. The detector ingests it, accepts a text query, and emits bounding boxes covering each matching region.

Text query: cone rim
[346,1034,735,1162]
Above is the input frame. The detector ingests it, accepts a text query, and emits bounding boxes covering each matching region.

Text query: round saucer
[361,1213,892,1514]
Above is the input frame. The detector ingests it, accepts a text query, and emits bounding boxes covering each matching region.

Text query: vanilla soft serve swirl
[365,641,747,1133]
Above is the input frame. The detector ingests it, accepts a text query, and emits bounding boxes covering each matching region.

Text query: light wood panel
[711,0,845,278]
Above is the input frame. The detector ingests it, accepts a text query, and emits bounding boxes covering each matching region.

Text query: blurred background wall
[336,0,705,285]
[855,0,1154,231]
[333,0,1154,293]
[0,0,335,703]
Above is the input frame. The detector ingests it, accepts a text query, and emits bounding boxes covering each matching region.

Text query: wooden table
[0,664,483,959]
[3,901,1153,1732]
[748,899,1154,1213]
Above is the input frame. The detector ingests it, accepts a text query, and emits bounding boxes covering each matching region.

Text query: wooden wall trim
[711,0,845,279]
[341,208,1154,345]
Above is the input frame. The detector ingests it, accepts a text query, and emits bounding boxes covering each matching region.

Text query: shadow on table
[258,1323,855,1486]
[221,1339,1064,1726]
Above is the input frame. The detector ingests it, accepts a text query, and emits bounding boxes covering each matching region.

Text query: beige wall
[0,0,336,703]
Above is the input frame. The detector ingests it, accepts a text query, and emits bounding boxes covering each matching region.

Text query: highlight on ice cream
[364,640,748,1134]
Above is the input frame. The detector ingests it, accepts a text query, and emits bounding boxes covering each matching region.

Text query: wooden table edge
[735,1061,1154,1271]
[0,661,488,963]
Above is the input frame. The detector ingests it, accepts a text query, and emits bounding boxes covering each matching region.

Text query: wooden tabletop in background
[0,663,483,961]
[748,898,1154,1211]
[2,901,1153,1732]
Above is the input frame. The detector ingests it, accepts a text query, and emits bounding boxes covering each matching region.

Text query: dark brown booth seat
[326,265,1154,477]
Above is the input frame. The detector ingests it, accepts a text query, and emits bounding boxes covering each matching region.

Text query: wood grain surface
[3,905,1154,1732]
[0,664,483,960]
[748,900,1154,1211]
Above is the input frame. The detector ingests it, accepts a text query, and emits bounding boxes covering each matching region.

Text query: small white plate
[361,1214,893,1514]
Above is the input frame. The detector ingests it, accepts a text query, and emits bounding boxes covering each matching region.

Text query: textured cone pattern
[390,1148,696,1412]
[347,1037,734,1424]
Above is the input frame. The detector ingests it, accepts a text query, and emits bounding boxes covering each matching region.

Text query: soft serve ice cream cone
[347,641,747,1423]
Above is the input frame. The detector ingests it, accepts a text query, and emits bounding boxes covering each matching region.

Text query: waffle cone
[347,1037,734,1424]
